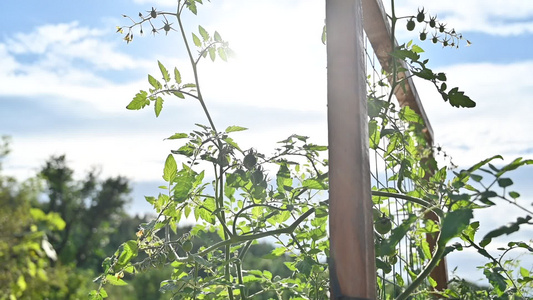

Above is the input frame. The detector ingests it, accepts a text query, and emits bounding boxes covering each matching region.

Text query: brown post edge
[326,0,376,299]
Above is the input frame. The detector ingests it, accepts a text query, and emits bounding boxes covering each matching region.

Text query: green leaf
[438,209,473,247]
[155,97,163,117]
[183,83,197,89]
[497,178,513,188]
[218,47,227,61]
[520,267,530,278]
[126,91,150,110]
[158,61,170,82]
[186,0,197,15]
[199,198,216,224]
[198,25,209,41]
[214,31,222,42]
[171,92,184,99]
[399,106,423,124]
[466,155,503,174]
[414,68,435,80]
[448,87,476,108]
[105,274,128,286]
[428,276,437,288]
[88,288,108,300]
[302,178,328,190]
[117,240,138,269]
[173,170,194,202]
[208,47,216,62]
[484,269,507,296]
[192,33,201,47]
[509,191,520,199]
[225,125,248,133]
[148,74,162,89]
[174,67,182,84]
[497,157,533,177]
[368,120,380,150]
[165,133,188,140]
[390,48,419,61]
[163,154,177,182]
[262,270,273,280]
[470,174,483,182]
[481,215,532,246]
[411,44,424,53]
[223,137,241,151]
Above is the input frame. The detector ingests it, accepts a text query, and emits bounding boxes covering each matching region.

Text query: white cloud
[416,61,533,167]
[392,0,533,36]
[5,21,151,71]
[0,22,158,113]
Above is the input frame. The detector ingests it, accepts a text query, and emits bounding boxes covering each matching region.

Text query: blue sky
[1,0,532,284]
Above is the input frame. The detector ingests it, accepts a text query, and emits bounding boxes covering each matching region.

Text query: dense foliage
[88,1,533,299]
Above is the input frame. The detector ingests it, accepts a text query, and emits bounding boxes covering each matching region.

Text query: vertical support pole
[326,0,376,299]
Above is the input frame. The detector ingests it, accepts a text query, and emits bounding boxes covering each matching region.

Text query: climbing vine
[90,1,532,299]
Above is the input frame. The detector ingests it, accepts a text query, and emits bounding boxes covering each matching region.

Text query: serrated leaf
[302,178,328,190]
[481,215,532,246]
[158,61,170,82]
[497,178,513,188]
[174,67,182,84]
[438,209,473,247]
[192,33,201,47]
[106,274,128,286]
[166,133,188,140]
[198,25,209,41]
[497,158,533,176]
[390,49,419,61]
[225,125,247,133]
[218,47,227,61]
[411,44,424,53]
[509,191,520,199]
[520,267,530,278]
[148,74,162,89]
[163,154,177,182]
[116,240,138,269]
[369,120,380,149]
[399,106,423,124]
[208,47,216,62]
[470,174,483,182]
[414,68,435,80]
[172,92,185,99]
[173,170,193,203]
[155,97,163,117]
[186,1,197,15]
[126,91,149,110]
[448,87,476,108]
[214,31,222,42]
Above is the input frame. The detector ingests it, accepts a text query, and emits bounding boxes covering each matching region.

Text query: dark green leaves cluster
[390,41,475,108]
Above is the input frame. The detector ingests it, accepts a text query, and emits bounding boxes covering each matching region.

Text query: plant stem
[395,242,445,300]
[175,8,217,133]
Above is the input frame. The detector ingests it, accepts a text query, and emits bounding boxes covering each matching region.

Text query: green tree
[0,137,93,299]
[39,155,131,269]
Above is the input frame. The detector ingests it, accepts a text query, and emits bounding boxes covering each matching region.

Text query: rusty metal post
[326,0,376,299]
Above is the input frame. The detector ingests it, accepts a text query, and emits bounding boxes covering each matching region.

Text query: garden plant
[90,1,533,299]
